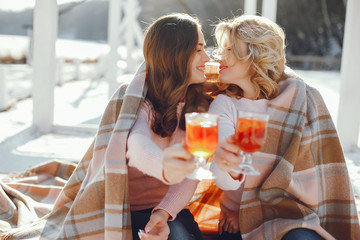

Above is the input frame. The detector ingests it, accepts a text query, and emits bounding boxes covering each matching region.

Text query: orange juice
[205,61,220,83]
[235,118,267,152]
[186,119,218,158]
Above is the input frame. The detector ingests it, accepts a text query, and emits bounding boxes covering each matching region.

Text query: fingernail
[138,230,144,239]
[145,226,151,233]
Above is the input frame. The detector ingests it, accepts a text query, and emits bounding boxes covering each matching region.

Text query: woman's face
[188,29,210,84]
[218,39,253,86]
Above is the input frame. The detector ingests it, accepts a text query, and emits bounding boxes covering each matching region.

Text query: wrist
[153,209,170,221]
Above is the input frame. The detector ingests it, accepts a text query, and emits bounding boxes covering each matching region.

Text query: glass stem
[243,152,253,165]
[197,157,206,168]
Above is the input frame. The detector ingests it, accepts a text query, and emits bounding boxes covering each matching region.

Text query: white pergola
[245,0,278,22]
[107,0,143,96]
[27,0,360,151]
[32,0,57,133]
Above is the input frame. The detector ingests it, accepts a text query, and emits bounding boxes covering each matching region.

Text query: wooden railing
[287,55,341,70]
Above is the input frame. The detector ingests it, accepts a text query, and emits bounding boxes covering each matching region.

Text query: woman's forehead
[197,29,205,45]
[219,34,232,47]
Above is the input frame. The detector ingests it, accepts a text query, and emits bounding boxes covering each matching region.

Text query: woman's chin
[219,78,229,84]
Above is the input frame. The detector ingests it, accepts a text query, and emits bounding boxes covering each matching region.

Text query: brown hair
[143,13,210,137]
[214,15,286,100]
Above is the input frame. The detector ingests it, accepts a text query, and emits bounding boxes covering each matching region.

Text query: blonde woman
[209,15,359,240]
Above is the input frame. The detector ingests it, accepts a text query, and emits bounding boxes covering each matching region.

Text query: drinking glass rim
[185,112,219,123]
[185,112,219,118]
[205,61,220,67]
[237,110,269,121]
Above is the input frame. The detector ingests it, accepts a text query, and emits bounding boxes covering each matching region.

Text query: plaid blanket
[0,161,77,235]
[238,68,360,239]
[1,64,357,239]
[0,63,221,239]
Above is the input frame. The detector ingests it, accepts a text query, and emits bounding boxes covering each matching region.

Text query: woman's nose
[203,52,210,62]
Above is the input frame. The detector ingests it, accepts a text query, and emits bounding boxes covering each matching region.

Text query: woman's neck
[240,80,257,100]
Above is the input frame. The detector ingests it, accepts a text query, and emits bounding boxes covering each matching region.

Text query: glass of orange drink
[185,112,219,180]
[204,60,220,83]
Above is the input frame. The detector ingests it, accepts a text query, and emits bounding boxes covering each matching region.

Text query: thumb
[226,135,236,144]
[144,215,158,233]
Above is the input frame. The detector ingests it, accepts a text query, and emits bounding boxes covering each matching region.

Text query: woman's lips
[219,65,227,72]
[197,66,205,72]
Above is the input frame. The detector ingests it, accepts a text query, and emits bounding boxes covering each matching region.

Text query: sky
[0,0,85,11]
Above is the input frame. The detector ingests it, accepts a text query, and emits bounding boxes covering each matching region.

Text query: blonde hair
[215,15,286,99]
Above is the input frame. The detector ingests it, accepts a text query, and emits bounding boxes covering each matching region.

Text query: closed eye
[197,43,206,52]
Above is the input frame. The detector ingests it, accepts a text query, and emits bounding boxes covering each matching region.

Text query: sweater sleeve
[153,178,199,221]
[210,161,243,190]
[208,95,244,189]
[208,94,237,139]
[128,103,198,220]
[126,103,166,182]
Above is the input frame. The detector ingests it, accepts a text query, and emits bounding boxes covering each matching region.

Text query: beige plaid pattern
[237,68,360,239]
[1,63,147,239]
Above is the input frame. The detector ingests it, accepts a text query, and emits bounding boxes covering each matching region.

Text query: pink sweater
[126,101,198,220]
[209,94,268,213]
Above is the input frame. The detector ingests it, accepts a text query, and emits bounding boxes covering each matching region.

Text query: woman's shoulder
[209,94,238,114]
[278,72,309,98]
[142,100,152,111]
[210,94,233,108]
[138,100,154,120]
[213,94,256,106]
[212,94,234,103]
[280,67,307,88]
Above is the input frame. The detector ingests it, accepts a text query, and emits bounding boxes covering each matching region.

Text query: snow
[0,41,360,208]
[0,34,110,61]
[0,61,135,174]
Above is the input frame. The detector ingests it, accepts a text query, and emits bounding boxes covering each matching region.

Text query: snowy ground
[0,35,110,62]
[0,64,360,209]
[0,63,136,172]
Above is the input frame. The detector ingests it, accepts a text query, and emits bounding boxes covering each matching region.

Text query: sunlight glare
[0,0,85,11]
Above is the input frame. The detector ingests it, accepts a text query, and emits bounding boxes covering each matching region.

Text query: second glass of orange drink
[232,110,269,175]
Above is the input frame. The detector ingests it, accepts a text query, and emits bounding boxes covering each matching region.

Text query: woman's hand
[163,143,196,184]
[141,210,170,240]
[214,136,243,174]
[218,211,240,235]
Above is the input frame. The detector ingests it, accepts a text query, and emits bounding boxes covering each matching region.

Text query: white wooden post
[74,58,81,80]
[32,0,58,133]
[262,0,278,22]
[107,0,121,97]
[244,0,257,15]
[56,58,65,85]
[26,27,33,66]
[337,0,360,151]
[124,0,136,73]
[0,66,8,111]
